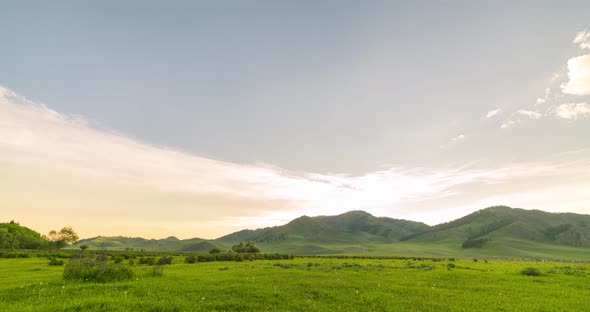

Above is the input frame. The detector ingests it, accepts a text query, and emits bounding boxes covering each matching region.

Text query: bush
[148,265,164,277]
[48,257,64,266]
[231,242,260,253]
[157,256,173,265]
[63,257,135,283]
[138,257,156,265]
[521,267,541,276]
[446,263,456,270]
[462,238,488,249]
[185,255,197,264]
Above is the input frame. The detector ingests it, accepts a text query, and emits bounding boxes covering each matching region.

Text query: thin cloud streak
[485,109,501,118]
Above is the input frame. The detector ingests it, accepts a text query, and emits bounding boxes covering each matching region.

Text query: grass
[1,256,590,311]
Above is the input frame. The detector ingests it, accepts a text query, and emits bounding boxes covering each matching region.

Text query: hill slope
[214,211,430,254]
[402,206,590,249]
[0,221,47,249]
[67,207,590,259]
[76,236,186,251]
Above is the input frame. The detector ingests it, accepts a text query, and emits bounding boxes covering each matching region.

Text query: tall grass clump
[63,254,135,283]
[521,267,541,276]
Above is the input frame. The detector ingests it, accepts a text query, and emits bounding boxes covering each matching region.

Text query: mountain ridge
[71,206,590,260]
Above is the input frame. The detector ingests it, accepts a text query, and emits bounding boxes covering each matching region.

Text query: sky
[1,1,590,239]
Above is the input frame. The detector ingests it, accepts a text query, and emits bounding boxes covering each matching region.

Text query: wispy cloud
[555,102,590,120]
[451,134,465,142]
[574,30,590,50]
[500,120,515,129]
[496,31,590,129]
[485,109,501,118]
[2,85,589,238]
[516,109,543,119]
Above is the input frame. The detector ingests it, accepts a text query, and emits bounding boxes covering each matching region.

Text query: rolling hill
[213,211,429,254]
[0,221,47,249]
[70,206,590,259]
[402,206,590,246]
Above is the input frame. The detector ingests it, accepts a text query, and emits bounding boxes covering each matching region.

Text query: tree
[45,227,79,249]
[209,247,221,254]
[231,242,260,253]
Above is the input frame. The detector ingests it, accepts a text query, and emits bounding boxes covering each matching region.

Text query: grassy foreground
[1,257,589,311]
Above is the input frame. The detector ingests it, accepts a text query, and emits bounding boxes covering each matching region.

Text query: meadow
[1,255,589,311]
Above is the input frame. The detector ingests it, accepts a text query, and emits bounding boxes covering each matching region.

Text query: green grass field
[1,256,590,311]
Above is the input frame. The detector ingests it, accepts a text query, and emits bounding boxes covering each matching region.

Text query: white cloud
[451,134,465,142]
[555,102,590,120]
[2,85,590,239]
[574,30,590,50]
[485,109,501,118]
[0,85,547,238]
[561,54,590,95]
[535,98,546,106]
[516,109,543,119]
[500,120,515,129]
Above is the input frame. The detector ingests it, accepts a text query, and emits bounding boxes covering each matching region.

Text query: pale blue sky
[2,1,588,173]
[2,1,590,237]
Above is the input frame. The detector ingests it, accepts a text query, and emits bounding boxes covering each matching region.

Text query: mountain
[214,211,429,254]
[0,221,47,249]
[67,207,590,260]
[402,206,590,248]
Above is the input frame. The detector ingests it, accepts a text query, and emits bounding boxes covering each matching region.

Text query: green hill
[0,221,47,249]
[213,211,430,254]
[75,235,184,251]
[59,207,590,260]
[403,206,590,247]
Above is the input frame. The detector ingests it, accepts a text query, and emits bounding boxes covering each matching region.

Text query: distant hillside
[0,221,47,249]
[214,211,430,254]
[75,235,207,251]
[59,207,590,260]
[403,206,590,248]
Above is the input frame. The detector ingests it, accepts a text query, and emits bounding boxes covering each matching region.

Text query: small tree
[45,227,79,250]
[209,247,221,254]
[231,242,260,253]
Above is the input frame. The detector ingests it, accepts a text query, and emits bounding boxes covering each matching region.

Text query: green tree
[231,242,260,253]
[45,226,79,249]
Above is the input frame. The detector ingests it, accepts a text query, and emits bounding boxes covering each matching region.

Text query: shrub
[446,263,456,270]
[138,257,156,265]
[148,265,164,277]
[185,255,197,264]
[462,238,488,249]
[521,267,541,276]
[48,257,64,266]
[231,242,260,253]
[63,257,135,283]
[157,256,173,265]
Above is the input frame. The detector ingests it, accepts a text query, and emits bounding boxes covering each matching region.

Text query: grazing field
[1,256,590,311]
